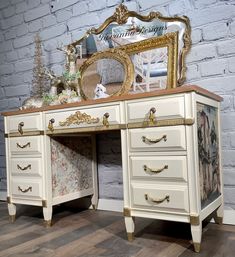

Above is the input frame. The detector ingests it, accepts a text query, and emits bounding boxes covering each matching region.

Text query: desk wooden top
[1,85,223,116]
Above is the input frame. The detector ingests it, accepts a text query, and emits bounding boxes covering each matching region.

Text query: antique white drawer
[131,183,189,213]
[7,113,42,134]
[9,136,42,155]
[45,104,121,132]
[126,96,185,124]
[129,126,186,151]
[130,156,187,182]
[10,158,42,177]
[11,178,42,199]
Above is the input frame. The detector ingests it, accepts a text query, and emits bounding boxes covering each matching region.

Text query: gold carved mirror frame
[70,3,191,86]
[78,48,134,100]
[117,32,178,89]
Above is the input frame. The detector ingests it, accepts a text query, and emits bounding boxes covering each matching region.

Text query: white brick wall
[0,0,235,209]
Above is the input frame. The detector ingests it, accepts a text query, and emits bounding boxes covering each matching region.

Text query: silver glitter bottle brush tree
[20,33,49,109]
[31,33,48,98]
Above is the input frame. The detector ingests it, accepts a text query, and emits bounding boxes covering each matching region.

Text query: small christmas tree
[31,33,47,97]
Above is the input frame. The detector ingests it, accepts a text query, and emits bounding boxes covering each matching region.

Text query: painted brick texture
[0,0,234,208]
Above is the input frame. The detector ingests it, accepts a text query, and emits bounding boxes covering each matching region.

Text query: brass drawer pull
[16,142,31,149]
[145,194,170,204]
[142,134,167,144]
[48,118,55,132]
[103,112,110,128]
[17,164,31,171]
[143,164,168,174]
[18,186,32,193]
[18,122,24,135]
[148,107,156,125]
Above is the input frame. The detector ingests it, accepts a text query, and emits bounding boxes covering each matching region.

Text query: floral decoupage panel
[51,136,93,198]
[197,103,221,209]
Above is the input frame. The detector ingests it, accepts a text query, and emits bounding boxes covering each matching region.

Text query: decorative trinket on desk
[21,33,48,109]
[94,84,109,99]
[19,96,44,110]
[43,89,80,106]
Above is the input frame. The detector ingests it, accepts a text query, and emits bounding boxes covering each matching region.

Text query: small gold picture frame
[117,31,178,91]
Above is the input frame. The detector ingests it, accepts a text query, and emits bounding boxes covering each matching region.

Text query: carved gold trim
[46,118,193,134]
[190,215,200,226]
[6,196,11,204]
[42,200,47,208]
[7,131,44,137]
[78,48,134,100]
[46,124,126,135]
[184,118,195,125]
[113,3,129,24]
[59,111,100,127]
[127,118,194,129]
[123,208,131,217]
[69,3,191,86]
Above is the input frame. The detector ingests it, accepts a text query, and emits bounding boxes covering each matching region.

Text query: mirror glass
[99,18,166,46]
[73,4,190,86]
[130,46,168,93]
[80,58,125,99]
[80,18,185,66]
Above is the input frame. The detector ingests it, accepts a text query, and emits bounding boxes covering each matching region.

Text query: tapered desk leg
[8,203,16,223]
[91,134,98,211]
[213,204,223,225]
[43,206,52,227]
[191,222,202,253]
[125,216,135,241]
[91,194,98,210]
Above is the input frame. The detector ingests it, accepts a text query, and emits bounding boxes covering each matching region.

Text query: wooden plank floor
[0,201,235,257]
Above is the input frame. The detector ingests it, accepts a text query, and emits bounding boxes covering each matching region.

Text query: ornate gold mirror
[78,48,134,100]
[121,32,178,91]
[71,4,191,87]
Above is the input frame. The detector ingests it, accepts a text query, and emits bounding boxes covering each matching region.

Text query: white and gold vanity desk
[3,85,223,252]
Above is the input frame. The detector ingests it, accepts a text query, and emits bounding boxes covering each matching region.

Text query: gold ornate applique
[59,111,100,127]
[113,4,129,24]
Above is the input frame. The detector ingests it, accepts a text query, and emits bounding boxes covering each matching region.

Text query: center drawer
[45,104,121,132]
[129,126,186,152]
